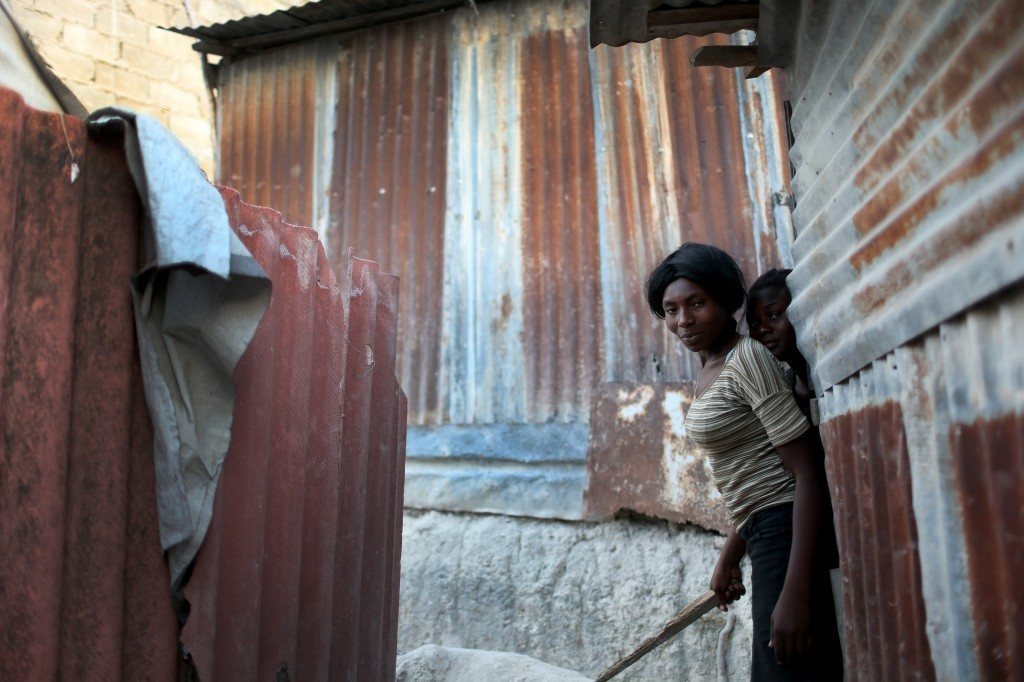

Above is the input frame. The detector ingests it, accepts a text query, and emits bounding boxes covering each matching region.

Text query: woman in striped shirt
[644,243,842,680]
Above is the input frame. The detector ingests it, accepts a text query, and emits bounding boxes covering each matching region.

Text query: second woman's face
[662,278,733,354]
[746,288,797,361]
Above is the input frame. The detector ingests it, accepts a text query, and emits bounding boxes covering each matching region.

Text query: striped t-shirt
[683,336,810,530]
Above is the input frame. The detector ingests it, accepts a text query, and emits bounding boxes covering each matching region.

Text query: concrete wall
[7,0,292,172]
[400,510,752,681]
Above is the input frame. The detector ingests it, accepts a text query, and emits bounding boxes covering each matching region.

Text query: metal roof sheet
[170,0,467,52]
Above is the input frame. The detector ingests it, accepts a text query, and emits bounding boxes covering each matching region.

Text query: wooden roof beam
[690,45,771,79]
[646,3,758,40]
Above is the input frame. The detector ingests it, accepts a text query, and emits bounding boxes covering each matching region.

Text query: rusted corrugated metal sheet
[519,6,603,423]
[817,280,1024,681]
[771,1,1024,678]
[0,85,406,679]
[585,383,730,532]
[217,41,318,228]
[0,87,179,679]
[210,0,790,521]
[591,33,783,388]
[181,187,407,680]
[784,0,1024,391]
[440,0,596,424]
[327,15,449,425]
[214,0,787,428]
[818,369,934,681]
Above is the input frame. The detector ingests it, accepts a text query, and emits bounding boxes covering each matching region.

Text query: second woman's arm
[771,433,823,665]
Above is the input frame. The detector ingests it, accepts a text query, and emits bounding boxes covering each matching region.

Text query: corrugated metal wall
[218,42,320,228]
[786,0,1024,392]
[0,87,179,680]
[182,188,407,681]
[784,0,1024,678]
[214,0,788,428]
[327,15,449,424]
[590,33,782,387]
[818,284,1024,680]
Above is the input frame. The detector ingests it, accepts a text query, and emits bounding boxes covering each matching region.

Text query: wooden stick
[595,591,720,682]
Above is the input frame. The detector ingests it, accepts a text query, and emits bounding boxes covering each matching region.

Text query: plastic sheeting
[86,108,271,587]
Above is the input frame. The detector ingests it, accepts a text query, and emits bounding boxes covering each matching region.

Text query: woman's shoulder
[728,337,788,383]
[732,336,777,366]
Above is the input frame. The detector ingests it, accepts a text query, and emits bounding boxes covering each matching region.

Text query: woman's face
[662,278,733,354]
[746,287,797,360]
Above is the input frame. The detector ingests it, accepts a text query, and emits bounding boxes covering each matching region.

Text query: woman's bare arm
[710,530,747,611]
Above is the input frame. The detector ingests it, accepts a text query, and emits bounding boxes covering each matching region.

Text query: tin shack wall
[214,0,791,522]
[783,0,1024,678]
[215,0,787,425]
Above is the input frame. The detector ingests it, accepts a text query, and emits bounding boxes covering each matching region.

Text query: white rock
[397,644,591,681]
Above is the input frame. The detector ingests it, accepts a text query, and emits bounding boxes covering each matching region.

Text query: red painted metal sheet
[181,187,407,680]
[820,401,935,682]
[0,86,179,679]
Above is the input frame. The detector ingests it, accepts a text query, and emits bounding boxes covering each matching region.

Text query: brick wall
[9,0,293,173]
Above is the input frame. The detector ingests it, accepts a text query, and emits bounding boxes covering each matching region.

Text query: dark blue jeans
[738,503,844,681]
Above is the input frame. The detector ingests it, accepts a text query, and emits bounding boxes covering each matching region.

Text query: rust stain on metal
[853,165,1024,316]
[181,187,407,680]
[219,44,317,228]
[785,0,1024,390]
[520,23,603,421]
[850,50,1024,270]
[591,33,782,386]
[215,7,786,425]
[951,412,1024,680]
[326,15,449,425]
[0,87,179,679]
[585,382,730,534]
[820,400,935,681]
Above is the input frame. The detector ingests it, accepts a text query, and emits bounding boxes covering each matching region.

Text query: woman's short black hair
[644,242,747,319]
[747,268,793,304]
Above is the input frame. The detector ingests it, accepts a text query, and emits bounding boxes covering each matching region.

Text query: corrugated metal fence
[0,86,179,680]
[0,87,406,680]
[182,188,407,680]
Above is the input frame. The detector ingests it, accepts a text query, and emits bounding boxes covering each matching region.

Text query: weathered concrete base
[397,645,590,681]
[399,510,752,681]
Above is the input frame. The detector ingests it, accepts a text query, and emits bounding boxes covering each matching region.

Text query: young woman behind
[645,244,842,680]
[746,268,840,573]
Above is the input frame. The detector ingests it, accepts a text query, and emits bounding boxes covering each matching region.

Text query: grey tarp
[86,108,270,587]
